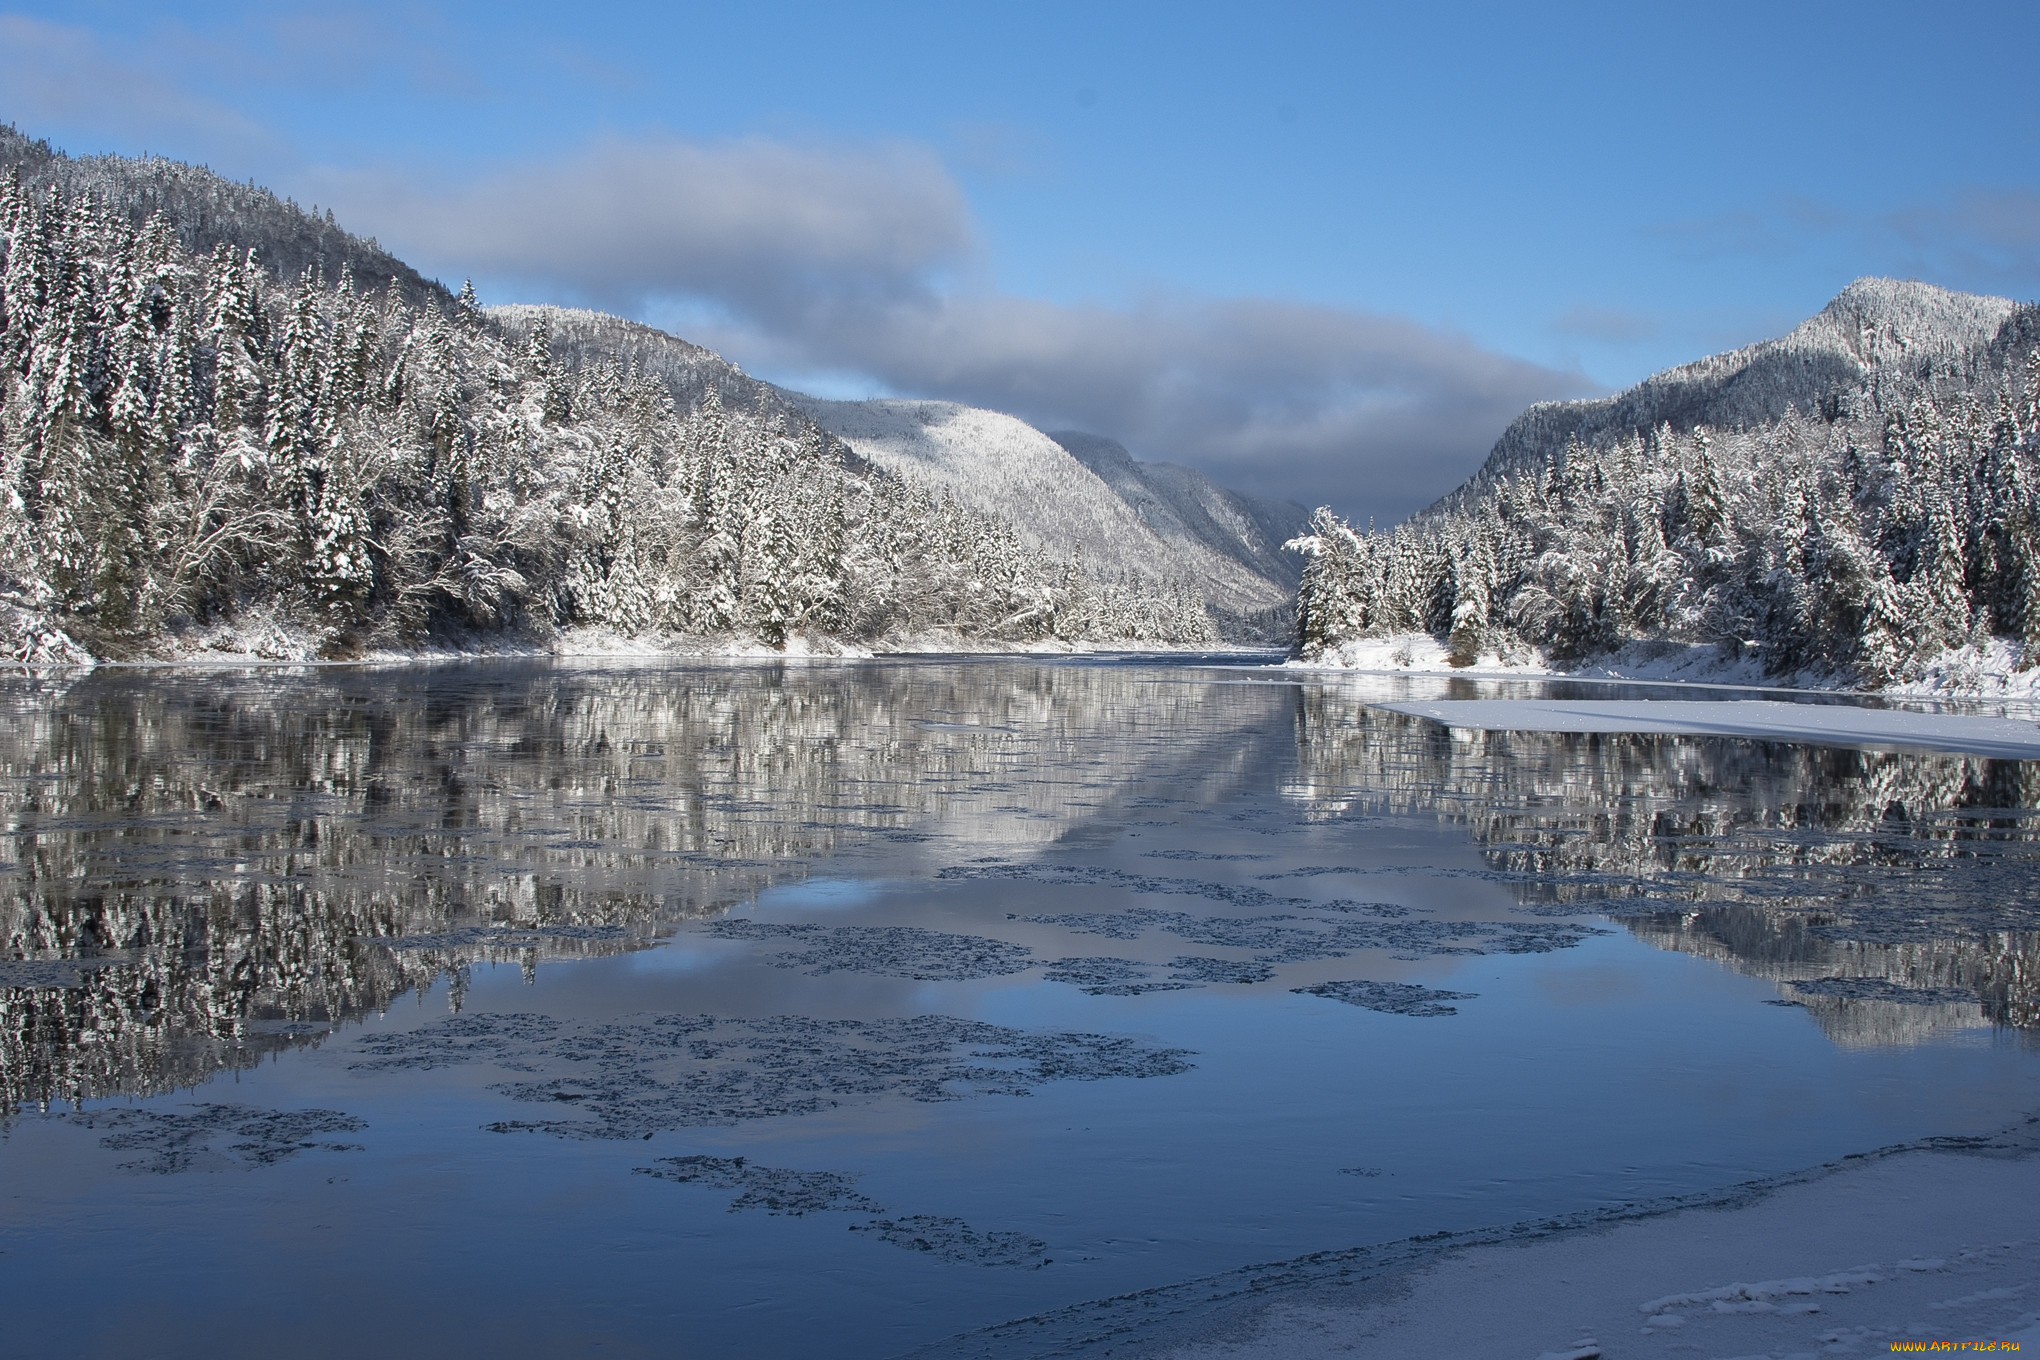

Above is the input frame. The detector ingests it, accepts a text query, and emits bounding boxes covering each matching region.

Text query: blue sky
[3,0,2036,520]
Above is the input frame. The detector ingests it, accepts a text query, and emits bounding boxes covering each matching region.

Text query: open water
[3,654,2038,1358]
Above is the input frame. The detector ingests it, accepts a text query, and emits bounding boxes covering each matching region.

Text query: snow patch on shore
[1287,631,2040,700]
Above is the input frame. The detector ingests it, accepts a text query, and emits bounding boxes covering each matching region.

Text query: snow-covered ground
[1164,1139,2040,1360]
[1290,633,2040,702]
[39,620,1266,669]
[1286,635,1776,687]
[1376,698,2040,759]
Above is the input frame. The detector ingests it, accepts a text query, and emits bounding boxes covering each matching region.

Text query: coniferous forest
[13,122,2040,689]
[0,167,1212,662]
[1291,312,2040,686]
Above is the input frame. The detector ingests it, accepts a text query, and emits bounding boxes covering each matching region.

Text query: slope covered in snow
[787,397,1293,617]
[1048,431,1306,593]
[488,304,809,427]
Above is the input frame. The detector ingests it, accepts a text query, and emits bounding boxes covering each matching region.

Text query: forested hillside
[0,124,443,307]
[0,163,1213,663]
[1291,280,2040,687]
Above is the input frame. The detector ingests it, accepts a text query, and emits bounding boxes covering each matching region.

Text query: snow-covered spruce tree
[1288,345,2040,683]
[0,176,1212,659]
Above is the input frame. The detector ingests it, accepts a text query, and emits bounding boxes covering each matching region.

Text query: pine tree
[453,279,483,333]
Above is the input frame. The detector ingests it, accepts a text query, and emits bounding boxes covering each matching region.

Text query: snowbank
[0,598,94,667]
[74,618,884,668]
[68,621,1262,669]
[1288,632,2040,701]
[1284,635,1788,687]
[1375,698,2040,758]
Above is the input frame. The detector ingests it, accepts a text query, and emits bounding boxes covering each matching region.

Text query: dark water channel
[3,655,2039,1358]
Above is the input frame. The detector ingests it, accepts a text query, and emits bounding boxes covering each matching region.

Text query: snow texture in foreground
[1376,698,2040,759]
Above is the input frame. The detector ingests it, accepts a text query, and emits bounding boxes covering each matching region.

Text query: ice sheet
[1375,698,2040,759]
[1157,1142,2040,1360]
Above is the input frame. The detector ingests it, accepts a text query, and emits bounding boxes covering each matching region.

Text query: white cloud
[725,290,1588,520]
[318,135,976,316]
[338,133,1589,520]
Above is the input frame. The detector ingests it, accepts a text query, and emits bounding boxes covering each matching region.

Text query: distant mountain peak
[1790,276,2016,366]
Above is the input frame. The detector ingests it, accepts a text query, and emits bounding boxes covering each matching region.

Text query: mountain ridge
[1433,277,2022,518]
[0,123,446,301]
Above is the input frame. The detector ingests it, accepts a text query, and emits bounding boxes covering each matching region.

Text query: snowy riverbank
[1287,632,2040,703]
[2,608,1278,669]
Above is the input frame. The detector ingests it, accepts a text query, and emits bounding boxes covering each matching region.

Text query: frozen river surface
[3,656,2038,1358]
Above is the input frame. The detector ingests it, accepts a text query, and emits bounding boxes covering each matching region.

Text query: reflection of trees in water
[1,660,1283,1112]
[1293,691,2040,1046]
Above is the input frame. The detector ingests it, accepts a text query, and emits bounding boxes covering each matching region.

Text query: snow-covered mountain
[0,163,1221,664]
[485,301,1302,625]
[488,304,810,427]
[784,397,1295,619]
[0,127,1300,648]
[1047,431,1305,593]
[1292,277,2040,688]
[1437,278,2021,516]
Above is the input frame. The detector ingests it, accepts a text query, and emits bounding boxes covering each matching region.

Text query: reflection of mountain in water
[0,660,1286,1112]
[1292,690,2040,1047]
[17,663,2032,1112]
